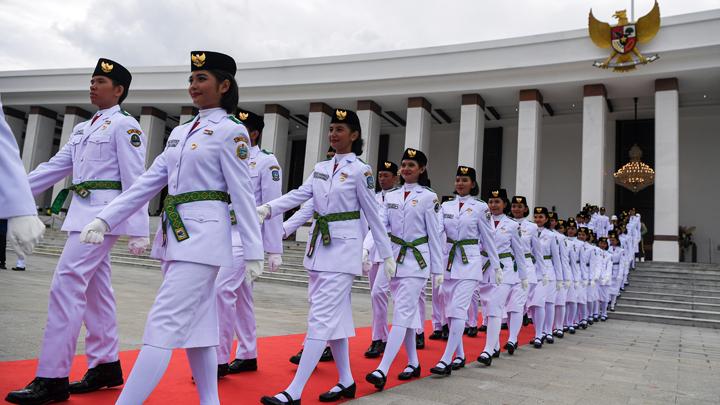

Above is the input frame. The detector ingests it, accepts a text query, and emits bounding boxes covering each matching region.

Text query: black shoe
[463,327,469,335]
[522,314,530,326]
[477,352,492,366]
[451,357,466,370]
[587,318,594,325]
[505,341,517,355]
[320,347,333,362]
[610,307,616,312]
[441,324,449,340]
[593,316,599,322]
[540,334,547,344]
[415,333,425,349]
[69,360,124,394]
[11,267,25,271]
[600,316,607,322]
[467,327,478,337]
[365,370,386,391]
[532,338,543,349]
[228,358,257,373]
[479,325,487,332]
[430,361,451,376]
[217,363,229,379]
[562,326,569,332]
[580,321,588,329]
[428,330,443,340]
[0,263,6,269]
[6,377,70,404]
[546,335,555,344]
[260,391,300,405]
[289,349,303,365]
[568,327,576,335]
[318,383,355,402]
[364,340,385,358]
[556,330,564,339]
[398,364,421,380]
[501,322,508,330]
[492,349,500,358]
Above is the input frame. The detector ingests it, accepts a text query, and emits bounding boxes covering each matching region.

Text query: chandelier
[614,144,655,193]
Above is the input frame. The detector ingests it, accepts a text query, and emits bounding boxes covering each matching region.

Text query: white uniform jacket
[0,97,36,218]
[538,227,563,281]
[491,214,527,284]
[517,218,545,284]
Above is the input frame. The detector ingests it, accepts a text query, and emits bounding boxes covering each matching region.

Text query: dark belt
[446,237,478,271]
[480,250,490,272]
[307,210,361,257]
[163,190,231,242]
[525,252,536,263]
[543,255,552,260]
[230,209,237,225]
[389,233,429,269]
[498,252,517,272]
[50,180,122,214]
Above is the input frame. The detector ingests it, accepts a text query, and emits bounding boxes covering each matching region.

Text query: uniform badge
[466,208,472,213]
[434,202,440,213]
[411,199,418,207]
[386,203,399,209]
[233,135,249,144]
[339,172,348,182]
[167,139,179,148]
[313,172,329,181]
[249,161,257,169]
[270,165,280,182]
[364,171,374,189]
[191,143,198,150]
[236,143,248,160]
[203,129,213,135]
[444,214,454,219]
[486,212,492,220]
[100,119,111,130]
[130,134,142,148]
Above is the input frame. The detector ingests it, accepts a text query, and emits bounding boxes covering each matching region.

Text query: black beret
[512,196,528,207]
[378,160,398,175]
[488,188,508,203]
[534,206,549,216]
[190,51,236,76]
[331,108,361,134]
[456,166,477,183]
[93,58,131,90]
[548,212,558,220]
[236,109,264,133]
[402,148,427,166]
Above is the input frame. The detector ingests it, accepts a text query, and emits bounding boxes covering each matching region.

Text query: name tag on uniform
[167,139,179,147]
[386,203,399,209]
[73,129,84,136]
[443,214,454,219]
[313,172,329,181]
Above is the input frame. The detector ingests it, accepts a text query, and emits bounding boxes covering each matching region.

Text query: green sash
[306,211,361,257]
[163,190,231,242]
[50,180,122,214]
[389,233,429,269]
[445,237,478,271]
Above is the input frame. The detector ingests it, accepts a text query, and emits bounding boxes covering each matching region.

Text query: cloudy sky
[1,0,718,71]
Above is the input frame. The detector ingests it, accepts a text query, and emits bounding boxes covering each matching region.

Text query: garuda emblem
[589,0,660,72]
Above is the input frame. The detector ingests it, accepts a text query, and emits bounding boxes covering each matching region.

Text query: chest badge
[203,129,213,135]
[167,139,180,148]
[191,143,198,150]
[339,172,348,182]
[100,119,111,130]
[249,161,257,169]
[410,199,418,207]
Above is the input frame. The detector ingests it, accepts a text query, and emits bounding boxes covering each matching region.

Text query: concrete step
[609,311,720,329]
[617,297,720,312]
[629,274,720,285]
[633,267,720,276]
[638,262,720,272]
[622,282,720,297]
[614,304,720,321]
[620,291,720,305]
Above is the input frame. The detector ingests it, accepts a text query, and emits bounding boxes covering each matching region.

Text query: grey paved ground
[2,252,720,404]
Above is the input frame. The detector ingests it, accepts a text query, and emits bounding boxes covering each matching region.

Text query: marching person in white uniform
[533,207,563,347]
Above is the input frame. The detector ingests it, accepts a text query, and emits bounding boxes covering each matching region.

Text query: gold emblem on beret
[238,112,249,121]
[335,109,347,120]
[535,208,542,213]
[384,162,391,169]
[100,61,114,73]
[460,167,469,175]
[515,197,523,203]
[191,53,206,68]
[491,190,499,197]
[407,149,417,158]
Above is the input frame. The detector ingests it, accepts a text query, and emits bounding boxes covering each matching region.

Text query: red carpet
[1,321,535,404]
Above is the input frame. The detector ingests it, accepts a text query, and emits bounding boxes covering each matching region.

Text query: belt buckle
[77,188,90,198]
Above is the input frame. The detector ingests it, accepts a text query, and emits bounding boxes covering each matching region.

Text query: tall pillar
[2,106,26,151]
[23,106,58,208]
[653,78,680,262]
[515,89,543,208]
[262,104,290,189]
[179,106,197,126]
[357,100,382,169]
[404,97,432,157]
[303,102,332,180]
[581,84,608,207]
[51,106,92,209]
[457,94,485,170]
[139,106,167,214]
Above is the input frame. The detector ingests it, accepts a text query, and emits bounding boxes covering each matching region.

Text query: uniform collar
[95,104,120,117]
[250,144,261,158]
[197,107,226,123]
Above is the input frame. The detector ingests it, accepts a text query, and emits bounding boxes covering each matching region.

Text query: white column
[179,105,197,126]
[51,106,92,209]
[139,106,167,214]
[2,106,26,150]
[581,84,608,208]
[23,106,58,208]
[357,100,382,169]
[404,97,432,157]
[303,102,331,180]
[261,104,290,190]
[457,94,485,170]
[515,89,543,208]
[653,78,680,262]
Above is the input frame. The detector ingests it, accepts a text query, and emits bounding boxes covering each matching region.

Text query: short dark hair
[110,79,128,104]
[208,69,238,114]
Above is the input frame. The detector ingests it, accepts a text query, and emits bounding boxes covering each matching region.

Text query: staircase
[614,262,720,329]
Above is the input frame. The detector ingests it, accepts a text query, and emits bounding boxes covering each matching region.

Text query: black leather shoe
[441,324,449,340]
[532,338,543,349]
[318,383,355,402]
[556,330,564,338]
[398,364,421,380]
[479,325,487,332]
[593,316,599,322]
[415,333,425,349]
[69,360,123,394]
[6,377,69,404]
[546,335,555,344]
[365,370,386,391]
[492,349,500,358]
[260,391,300,405]
[600,316,607,322]
[610,307,616,312]
[217,363,229,379]
[289,349,303,365]
[430,361,451,376]
[320,347,333,362]
[568,327,576,335]
[505,341,517,355]
[522,314,530,326]
[477,352,492,366]
[463,327,469,335]
[228,358,257,373]
[11,267,25,271]
[562,326,569,332]
[0,263,6,269]
[428,330,443,340]
[364,340,385,358]
[587,318,594,325]
[501,322,508,330]
[467,327,478,337]
[451,357,466,370]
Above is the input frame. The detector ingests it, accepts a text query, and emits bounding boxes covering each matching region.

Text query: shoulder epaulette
[387,186,400,192]
[357,157,367,165]
[228,115,243,125]
[181,115,196,125]
[473,197,486,203]
[261,149,273,155]
[422,186,435,193]
[121,110,131,116]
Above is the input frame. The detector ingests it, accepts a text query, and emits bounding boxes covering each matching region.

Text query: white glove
[542,274,549,286]
[584,280,589,287]
[434,274,444,286]
[565,280,572,289]
[267,253,282,272]
[556,281,563,291]
[602,277,610,284]
[244,260,264,284]
[591,279,596,286]
[494,268,503,285]
[7,215,45,256]
[79,218,109,244]
[575,281,581,289]
[521,279,529,290]
[128,237,150,256]
[383,256,397,279]
[256,204,271,225]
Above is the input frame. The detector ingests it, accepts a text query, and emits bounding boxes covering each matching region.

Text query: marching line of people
[0,51,642,405]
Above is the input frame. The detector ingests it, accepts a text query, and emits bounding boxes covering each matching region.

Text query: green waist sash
[498,252,516,272]
[163,190,231,242]
[307,210,361,257]
[51,180,122,214]
[543,255,553,260]
[389,233,429,269]
[446,237,478,271]
[525,252,536,263]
